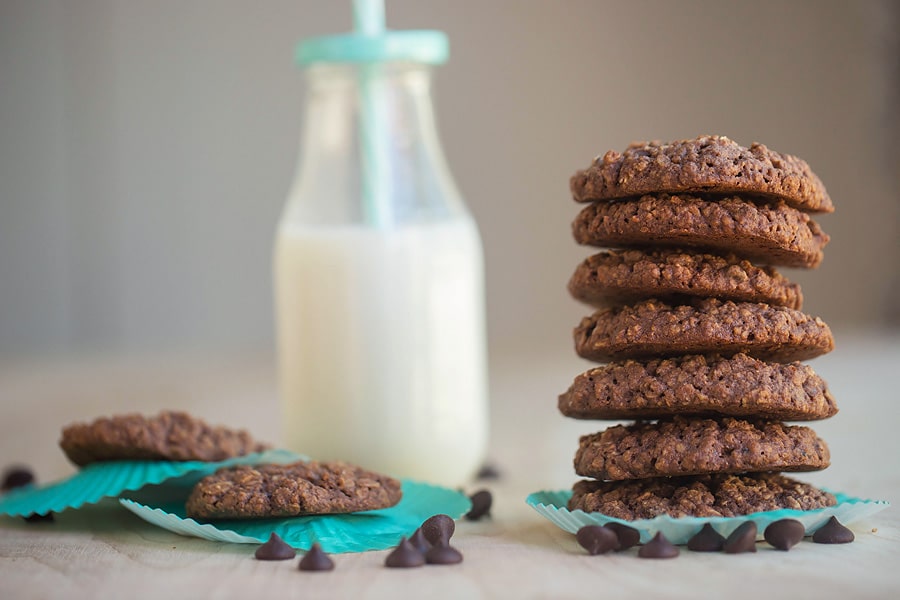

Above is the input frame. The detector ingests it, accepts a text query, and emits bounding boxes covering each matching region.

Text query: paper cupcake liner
[526,489,889,545]
[0,449,301,517]
[119,479,471,553]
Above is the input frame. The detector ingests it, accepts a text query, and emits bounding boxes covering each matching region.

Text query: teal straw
[354,0,392,227]
[353,0,384,34]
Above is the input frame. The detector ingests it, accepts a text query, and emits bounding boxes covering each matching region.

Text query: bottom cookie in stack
[568,472,836,520]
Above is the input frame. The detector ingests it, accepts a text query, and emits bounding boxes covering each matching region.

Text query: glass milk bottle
[274,22,488,486]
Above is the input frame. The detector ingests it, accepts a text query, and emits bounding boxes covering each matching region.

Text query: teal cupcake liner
[0,449,301,517]
[120,479,471,553]
[526,489,889,545]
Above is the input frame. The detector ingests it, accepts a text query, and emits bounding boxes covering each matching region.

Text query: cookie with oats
[571,194,828,268]
[559,353,836,421]
[568,472,836,519]
[568,249,803,308]
[573,298,834,363]
[185,461,402,520]
[59,411,268,467]
[570,135,833,213]
[573,417,830,481]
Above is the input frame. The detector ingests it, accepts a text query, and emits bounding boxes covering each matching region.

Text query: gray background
[2,0,898,362]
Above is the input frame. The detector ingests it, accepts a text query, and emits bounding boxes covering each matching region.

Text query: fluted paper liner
[120,479,470,553]
[526,489,888,545]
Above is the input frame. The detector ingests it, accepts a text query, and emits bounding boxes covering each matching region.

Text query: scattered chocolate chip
[476,463,501,480]
[421,514,455,545]
[409,528,430,555]
[723,521,758,554]
[24,513,54,524]
[254,532,296,560]
[298,543,334,571]
[385,537,425,568]
[812,516,854,544]
[425,541,463,565]
[764,519,805,551]
[2,466,35,492]
[687,523,726,552]
[637,532,679,559]
[465,490,492,521]
[576,525,619,555]
[604,522,640,551]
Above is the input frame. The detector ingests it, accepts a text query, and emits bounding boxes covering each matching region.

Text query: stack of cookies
[559,136,839,520]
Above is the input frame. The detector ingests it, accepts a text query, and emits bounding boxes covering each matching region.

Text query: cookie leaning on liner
[59,411,269,467]
[185,461,402,520]
[569,135,833,213]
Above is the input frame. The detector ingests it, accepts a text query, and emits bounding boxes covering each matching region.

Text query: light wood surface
[1,333,898,599]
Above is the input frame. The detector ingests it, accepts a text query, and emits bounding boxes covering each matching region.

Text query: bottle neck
[286,62,465,227]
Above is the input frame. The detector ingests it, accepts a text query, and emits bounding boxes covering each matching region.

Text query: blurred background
[2,0,898,364]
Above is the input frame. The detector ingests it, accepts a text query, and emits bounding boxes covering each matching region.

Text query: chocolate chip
[425,541,463,565]
[812,516,854,544]
[421,514,455,545]
[254,532,296,560]
[2,466,35,492]
[575,525,618,555]
[385,537,425,568]
[687,523,725,552]
[723,521,757,554]
[465,490,492,521]
[298,543,334,571]
[637,532,679,559]
[476,463,501,480]
[24,513,54,524]
[408,528,431,555]
[604,522,640,550]
[764,519,805,551]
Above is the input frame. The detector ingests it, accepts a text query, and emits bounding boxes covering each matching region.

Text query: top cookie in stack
[560,135,839,520]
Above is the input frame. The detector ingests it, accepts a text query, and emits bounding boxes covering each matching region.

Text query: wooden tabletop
[1,333,898,599]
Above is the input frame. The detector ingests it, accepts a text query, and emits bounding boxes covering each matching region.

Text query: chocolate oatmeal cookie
[568,249,803,308]
[59,411,268,467]
[185,461,402,520]
[558,353,836,421]
[568,472,836,519]
[573,417,830,481]
[573,298,834,363]
[571,194,828,268]
[570,135,833,213]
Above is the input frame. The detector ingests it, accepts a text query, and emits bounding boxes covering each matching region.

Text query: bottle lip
[296,30,448,66]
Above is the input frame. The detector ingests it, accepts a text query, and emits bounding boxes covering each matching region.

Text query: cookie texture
[568,249,803,309]
[571,194,828,268]
[574,298,834,363]
[568,472,837,519]
[559,353,836,421]
[186,461,402,520]
[573,417,830,481]
[570,135,833,213]
[59,411,268,467]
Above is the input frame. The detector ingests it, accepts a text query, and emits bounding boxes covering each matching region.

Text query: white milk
[274,217,488,486]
